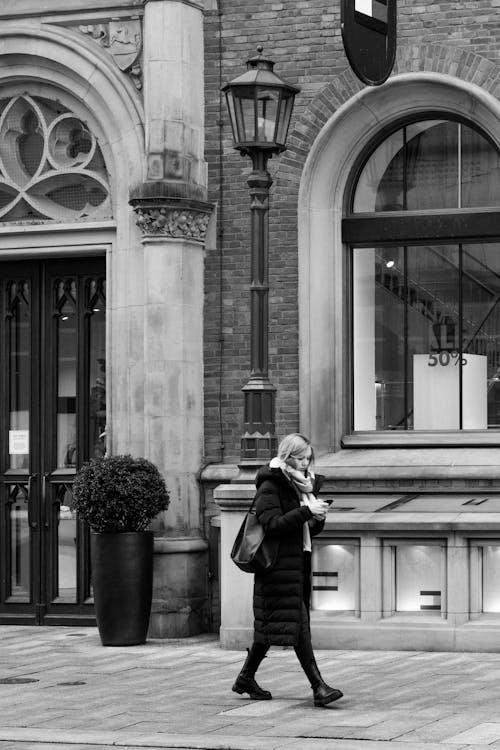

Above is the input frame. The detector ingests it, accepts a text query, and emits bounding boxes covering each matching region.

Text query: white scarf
[269,457,315,551]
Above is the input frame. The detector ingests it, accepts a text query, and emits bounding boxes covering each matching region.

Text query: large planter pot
[91,531,154,646]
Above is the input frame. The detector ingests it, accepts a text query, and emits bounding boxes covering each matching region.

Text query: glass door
[0,258,105,624]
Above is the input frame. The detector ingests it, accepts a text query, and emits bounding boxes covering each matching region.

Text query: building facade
[0,0,210,635]
[3,0,500,650]
[205,0,500,652]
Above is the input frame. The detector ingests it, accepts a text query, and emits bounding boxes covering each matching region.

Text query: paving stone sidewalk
[0,627,499,750]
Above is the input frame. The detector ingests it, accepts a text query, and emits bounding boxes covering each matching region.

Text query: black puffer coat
[252,466,325,647]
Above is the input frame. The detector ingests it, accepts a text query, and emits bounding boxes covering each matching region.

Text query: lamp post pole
[222,48,300,466]
[241,149,275,463]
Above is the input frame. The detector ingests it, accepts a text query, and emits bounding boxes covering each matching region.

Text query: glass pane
[8,484,30,602]
[406,121,458,210]
[353,129,404,212]
[482,545,500,612]
[276,95,293,145]
[395,543,445,613]
[353,247,405,430]
[352,245,491,431]
[232,91,256,143]
[225,92,238,143]
[8,280,30,470]
[352,118,500,215]
[18,109,43,177]
[462,243,500,429]
[462,125,500,207]
[257,89,278,142]
[312,543,357,611]
[49,118,92,167]
[55,485,77,602]
[56,280,77,469]
[88,278,106,459]
[44,179,107,212]
[408,245,460,430]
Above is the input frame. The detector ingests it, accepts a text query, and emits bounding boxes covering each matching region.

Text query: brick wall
[203,0,500,465]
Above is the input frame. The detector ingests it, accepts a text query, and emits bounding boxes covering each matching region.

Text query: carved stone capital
[130,194,213,242]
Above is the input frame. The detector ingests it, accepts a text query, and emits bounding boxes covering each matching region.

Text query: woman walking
[232,433,343,707]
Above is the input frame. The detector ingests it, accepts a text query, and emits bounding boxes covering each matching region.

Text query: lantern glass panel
[240,95,256,142]
[225,92,238,144]
[256,89,280,143]
[226,88,256,144]
[276,95,294,145]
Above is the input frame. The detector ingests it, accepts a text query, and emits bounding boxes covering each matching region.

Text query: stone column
[129,0,212,637]
[143,0,206,191]
[213,486,255,649]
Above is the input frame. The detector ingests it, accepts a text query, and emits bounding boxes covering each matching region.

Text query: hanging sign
[9,430,29,455]
[341,0,397,86]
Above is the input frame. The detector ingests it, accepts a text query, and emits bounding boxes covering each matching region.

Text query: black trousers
[302,550,312,614]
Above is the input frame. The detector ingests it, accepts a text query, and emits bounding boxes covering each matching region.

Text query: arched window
[0,94,111,223]
[344,117,500,433]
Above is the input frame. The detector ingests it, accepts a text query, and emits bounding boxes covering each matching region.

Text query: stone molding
[212,477,500,495]
[130,195,213,241]
[145,0,205,8]
[154,537,209,554]
[326,478,500,492]
[205,463,500,495]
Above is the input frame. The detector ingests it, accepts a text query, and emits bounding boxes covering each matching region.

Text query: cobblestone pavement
[0,627,500,750]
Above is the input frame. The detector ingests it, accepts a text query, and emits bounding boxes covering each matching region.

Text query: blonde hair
[277,433,314,466]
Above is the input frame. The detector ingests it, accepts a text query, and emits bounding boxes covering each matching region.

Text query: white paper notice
[9,430,29,455]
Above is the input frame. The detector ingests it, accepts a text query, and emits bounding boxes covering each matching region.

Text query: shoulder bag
[230,497,279,574]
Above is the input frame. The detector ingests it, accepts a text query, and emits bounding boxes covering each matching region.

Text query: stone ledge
[220,621,500,653]
[154,536,208,554]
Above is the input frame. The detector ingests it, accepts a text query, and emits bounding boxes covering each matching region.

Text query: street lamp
[222,47,300,464]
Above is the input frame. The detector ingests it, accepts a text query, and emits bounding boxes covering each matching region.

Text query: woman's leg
[294,602,343,706]
[232,642,272,700]
[303,550,312,614]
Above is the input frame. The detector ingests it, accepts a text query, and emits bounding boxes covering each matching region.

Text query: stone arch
[0,24,145,219]
[282,44,500,183]
[291,53,500,454]
[0,24,147,458]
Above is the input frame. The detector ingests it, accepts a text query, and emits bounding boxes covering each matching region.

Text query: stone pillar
[213,485,255,649]
[129,0,212,637]
[143,0,206,191]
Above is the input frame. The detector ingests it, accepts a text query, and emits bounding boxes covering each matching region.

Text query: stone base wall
[150,538,210,638]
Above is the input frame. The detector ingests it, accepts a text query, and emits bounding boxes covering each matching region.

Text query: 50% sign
[428,351,467,367]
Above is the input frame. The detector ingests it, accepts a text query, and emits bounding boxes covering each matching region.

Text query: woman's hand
[307,496,330,520]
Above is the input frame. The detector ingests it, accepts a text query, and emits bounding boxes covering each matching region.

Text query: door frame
[0,231,112,625]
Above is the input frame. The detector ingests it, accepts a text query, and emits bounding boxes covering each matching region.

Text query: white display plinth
[413,354,487,430]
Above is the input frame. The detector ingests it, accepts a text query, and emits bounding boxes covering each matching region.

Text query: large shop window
[345,118,500,432]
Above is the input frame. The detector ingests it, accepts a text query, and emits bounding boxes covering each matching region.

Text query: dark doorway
[0,257,105,624]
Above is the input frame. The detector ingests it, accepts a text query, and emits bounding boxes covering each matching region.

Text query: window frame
[343,112,500,448]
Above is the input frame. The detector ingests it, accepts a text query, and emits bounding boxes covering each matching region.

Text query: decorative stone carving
[78,20,142,90]
[130,198,212,242]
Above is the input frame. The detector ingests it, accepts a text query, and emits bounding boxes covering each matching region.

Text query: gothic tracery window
[0,95,111,223]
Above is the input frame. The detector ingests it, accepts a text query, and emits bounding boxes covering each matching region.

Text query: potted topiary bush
[73,454,170,646]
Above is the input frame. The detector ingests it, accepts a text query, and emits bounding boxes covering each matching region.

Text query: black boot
[302,658,343,707]
[232,643,272,700]
[294,606,343,707]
